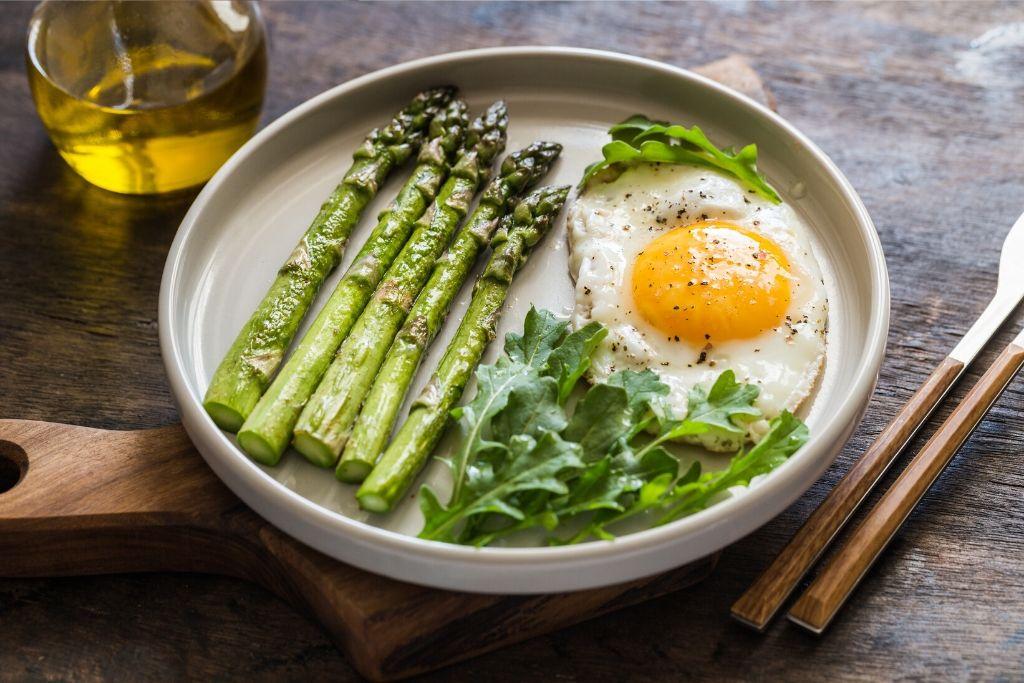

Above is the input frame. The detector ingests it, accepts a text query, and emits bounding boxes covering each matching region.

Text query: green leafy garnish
[545,321,607,403]
[572,410,806,542]
[418,308,808,545]
[444,309,594,502]
[660,369,764,452]
[420,431,584,544]
[657,410,808,525]
[581,114,781,203]
[504,307,567,367]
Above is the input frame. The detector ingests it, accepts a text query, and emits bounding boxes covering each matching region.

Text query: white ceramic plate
[160,47,889,593]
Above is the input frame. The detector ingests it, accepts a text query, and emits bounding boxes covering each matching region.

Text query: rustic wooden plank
[1,1,1023,680]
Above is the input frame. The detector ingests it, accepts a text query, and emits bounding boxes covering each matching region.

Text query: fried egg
[567,163,828,450]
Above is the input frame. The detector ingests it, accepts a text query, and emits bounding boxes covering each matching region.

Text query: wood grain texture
[2,1,1024,680]
[732,355,964,630]
[0,419,716,680]
[789,342,1024,633]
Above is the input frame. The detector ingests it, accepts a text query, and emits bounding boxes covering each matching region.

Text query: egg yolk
[631,221,793,343]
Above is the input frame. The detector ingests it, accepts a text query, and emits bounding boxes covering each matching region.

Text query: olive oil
[26,1,266,194]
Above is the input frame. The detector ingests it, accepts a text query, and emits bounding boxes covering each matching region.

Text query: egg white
[567,163,828,449]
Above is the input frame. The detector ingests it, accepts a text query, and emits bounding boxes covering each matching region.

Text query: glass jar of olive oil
[26,1,267,194]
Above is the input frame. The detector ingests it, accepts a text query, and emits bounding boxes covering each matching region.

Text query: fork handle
[788,341,1024,633]
[731,355,964,630]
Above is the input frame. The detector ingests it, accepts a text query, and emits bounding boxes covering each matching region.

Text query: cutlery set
[734,210,1024,632]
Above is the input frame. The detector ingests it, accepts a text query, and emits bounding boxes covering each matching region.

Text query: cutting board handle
[0,419,383,669]
[0,420,300,580]
[0,419,716,680]
[0,420,248,576]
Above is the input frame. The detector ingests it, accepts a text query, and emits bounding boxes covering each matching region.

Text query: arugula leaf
[558,457,619,515]
[564,455,692,544]
[446,356,538,501]
[657,410,809,524]
[634,121,778,203]
[688,370,761,419]
[444,310,600,500]
[609,114,660,143]
[571,446,678,516]
[562,371,785,544]
[563,383,632,459]
[687,369,762,426]
[581,114,781,203]
[606,368,670,422]
[420,430,584,543]
[544,321,607,403]
[491,375,566,442]
[504,306,568,369]
[666,370,762,451]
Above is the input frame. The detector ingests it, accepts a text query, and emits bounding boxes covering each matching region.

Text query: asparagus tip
[417,85,458,102]
[482,99,509,122]
[503,140,563,174]
[464,101,509,152]
[533,184,571,202]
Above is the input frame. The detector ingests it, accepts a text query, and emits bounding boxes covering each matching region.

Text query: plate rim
[160,45,890,589]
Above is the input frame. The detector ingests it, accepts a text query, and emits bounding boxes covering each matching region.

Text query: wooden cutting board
[0,57,772,682]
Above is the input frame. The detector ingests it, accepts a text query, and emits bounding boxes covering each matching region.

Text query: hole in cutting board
[0,441,28,493]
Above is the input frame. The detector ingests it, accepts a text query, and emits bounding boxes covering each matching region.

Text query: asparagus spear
[203,87,455,431]
[292,138,561,469]
[337,151,569,482]
[356,185,571,512]
[286,101,509,466]
[236,100,470,465]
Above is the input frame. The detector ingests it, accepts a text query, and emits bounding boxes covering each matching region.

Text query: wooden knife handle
[731,356,964,630]
[788,342,1024,633]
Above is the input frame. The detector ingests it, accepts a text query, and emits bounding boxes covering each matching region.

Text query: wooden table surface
[2,1,1023,679]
